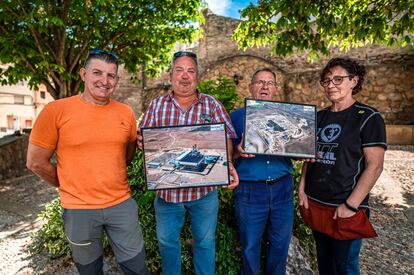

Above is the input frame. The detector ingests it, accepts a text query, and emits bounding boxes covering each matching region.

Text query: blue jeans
[154,190,218,275]
[234,175,294,275]
[313,230,362,275]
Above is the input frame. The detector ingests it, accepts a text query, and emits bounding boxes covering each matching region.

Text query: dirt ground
[0,145,413,274]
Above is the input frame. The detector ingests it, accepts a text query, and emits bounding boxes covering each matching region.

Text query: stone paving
[0,145,413,274]
[0,174,57,274]
[360,145,414,274]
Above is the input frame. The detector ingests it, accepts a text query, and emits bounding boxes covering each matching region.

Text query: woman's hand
[298,182,309,209]
[334,203,357,219]
[298,162,309,209]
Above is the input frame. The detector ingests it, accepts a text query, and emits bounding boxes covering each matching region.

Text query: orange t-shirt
[30,95,137,209]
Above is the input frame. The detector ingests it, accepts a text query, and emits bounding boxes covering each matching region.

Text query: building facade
[0,65,53,137]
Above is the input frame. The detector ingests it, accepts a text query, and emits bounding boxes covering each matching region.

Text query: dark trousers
[313,230,362,275]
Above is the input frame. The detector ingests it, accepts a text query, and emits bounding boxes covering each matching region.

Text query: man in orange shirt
[27,49,149,275]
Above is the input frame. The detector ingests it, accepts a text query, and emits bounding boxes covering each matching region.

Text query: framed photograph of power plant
[141,123,230,190]
[243,99,316,158]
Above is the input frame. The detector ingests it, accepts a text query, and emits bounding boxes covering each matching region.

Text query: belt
[247,174,290,185]
[257,179,278,185]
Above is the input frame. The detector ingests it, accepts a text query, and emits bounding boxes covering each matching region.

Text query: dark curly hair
[320,57,366,95]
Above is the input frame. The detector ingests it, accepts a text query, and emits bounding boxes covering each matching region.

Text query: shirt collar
[167,90,201,104]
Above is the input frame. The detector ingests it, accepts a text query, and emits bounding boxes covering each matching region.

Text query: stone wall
[117,10,414,125]
[286,64,414,123]
[0,134,30,180]
[112,65,143,116]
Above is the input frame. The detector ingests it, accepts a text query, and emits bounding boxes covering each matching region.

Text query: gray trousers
[62,198,149,275]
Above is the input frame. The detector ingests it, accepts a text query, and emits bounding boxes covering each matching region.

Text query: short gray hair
[251,68,276,83]
[170,51,201,76]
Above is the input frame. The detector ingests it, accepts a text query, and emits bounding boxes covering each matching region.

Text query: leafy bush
[197,75,243,111]
[292,161,317,267]
[29,197,70,258]
[29,76,315,272]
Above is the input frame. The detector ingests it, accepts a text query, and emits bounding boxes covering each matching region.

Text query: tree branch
[41,79,58,99]
[19,54,37,74]
[57,0,72,67]
[69,38,91,73]
[72,78,83,95]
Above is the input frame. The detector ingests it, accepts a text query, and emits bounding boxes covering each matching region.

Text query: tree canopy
[0,0,204,99]
[233,0,414,58]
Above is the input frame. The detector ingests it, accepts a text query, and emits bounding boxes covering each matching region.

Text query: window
[14,95,24,104]
[25,119,32,128]
[40,91,46,99]
[7,115,13,129]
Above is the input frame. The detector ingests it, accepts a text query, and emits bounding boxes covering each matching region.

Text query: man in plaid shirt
[137,51,239,275]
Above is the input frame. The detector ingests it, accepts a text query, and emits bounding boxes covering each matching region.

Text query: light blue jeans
[154,190,218,275]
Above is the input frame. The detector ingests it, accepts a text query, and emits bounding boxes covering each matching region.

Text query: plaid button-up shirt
[139,91,237,203]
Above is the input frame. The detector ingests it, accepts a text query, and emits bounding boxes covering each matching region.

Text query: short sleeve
[230,109,243,145]
[29,103,59,150]
[361,113,387,150]
[139,99,156,128]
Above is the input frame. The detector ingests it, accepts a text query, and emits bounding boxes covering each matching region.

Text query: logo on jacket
[320,124,341,143]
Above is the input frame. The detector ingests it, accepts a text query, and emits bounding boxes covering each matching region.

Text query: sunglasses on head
[88,48,119,60]
[172,51,197,62]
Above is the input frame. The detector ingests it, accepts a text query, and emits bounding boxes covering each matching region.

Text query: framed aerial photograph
[244,99,316,158]
[141,123,230,191]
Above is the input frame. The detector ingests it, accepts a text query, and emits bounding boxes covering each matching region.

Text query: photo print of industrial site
[244,99,316,158]
[141,123,230,190]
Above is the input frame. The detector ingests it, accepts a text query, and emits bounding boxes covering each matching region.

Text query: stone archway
[200,55,287,103]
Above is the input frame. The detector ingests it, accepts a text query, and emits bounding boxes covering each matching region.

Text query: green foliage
[292,161,316,267]
[233,0,414,58]
[197,76,243,112]
[0,0,204,98]
[29,197,70,258]
[215,188,241,274]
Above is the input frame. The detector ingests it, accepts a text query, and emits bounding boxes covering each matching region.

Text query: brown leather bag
[300,198,377,240]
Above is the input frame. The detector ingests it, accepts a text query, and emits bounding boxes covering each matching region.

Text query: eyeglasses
[172,51,197,62]
[88,48,119,61]
[252,80,277,87]
[320,75,353,87]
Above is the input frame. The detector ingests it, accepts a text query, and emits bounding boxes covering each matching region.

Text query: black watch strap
[344,201,359,212]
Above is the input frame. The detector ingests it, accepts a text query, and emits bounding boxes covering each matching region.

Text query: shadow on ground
[0,174,61,274]
[360,145,414,274]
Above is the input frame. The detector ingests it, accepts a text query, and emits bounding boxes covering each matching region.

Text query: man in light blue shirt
[230,68,293,275]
